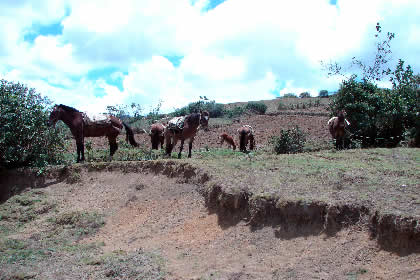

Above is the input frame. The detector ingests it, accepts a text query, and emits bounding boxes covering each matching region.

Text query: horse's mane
[58,104,80,113]
[337,111,345,122]
[186,113,201,125]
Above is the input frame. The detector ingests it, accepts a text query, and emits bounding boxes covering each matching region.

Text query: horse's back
[150,123,165,135]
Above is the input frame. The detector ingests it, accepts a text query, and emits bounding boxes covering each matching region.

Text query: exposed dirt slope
[2,162,419,279]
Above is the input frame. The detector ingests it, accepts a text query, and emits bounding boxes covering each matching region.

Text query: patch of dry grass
[189,147,420,218]
[0,190,167,280]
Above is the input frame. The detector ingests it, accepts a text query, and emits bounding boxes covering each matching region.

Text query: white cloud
[1,0,420,115]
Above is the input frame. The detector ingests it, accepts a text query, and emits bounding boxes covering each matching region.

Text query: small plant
[270,126,306,154]
[85,140,93,161]
[245,102,267,114]
[277,101,286,111]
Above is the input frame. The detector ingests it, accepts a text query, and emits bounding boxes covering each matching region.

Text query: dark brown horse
[165,111,209,158]
[149,122,165,150]
[49,104,138,162]
[220,133,236,150]
[237,125,255,152]
[328,110,350,149]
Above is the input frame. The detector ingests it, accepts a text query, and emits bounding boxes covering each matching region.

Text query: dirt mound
[2,162,420,279]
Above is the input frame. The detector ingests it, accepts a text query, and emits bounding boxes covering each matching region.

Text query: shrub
[245,102,267,114]
[224,106,244,118]
[171,99,224,118]
[0,80,66,168]
[270,126,306,154]
[329,67,418,148]
[277,101,287,111]
[299,92,311,98]
[283,93,298,98]
[202,101,224,118]
[319,90,329,98]
[171,106,189,117]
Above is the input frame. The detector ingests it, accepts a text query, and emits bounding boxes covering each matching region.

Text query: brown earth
[1,162,419,279]
[73,112,332,154]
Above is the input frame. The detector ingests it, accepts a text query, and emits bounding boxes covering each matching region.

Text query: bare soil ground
[1,162,419,279]
[74,112,332,155]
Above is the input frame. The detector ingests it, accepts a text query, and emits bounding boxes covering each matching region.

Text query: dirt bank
[1,161,419,279]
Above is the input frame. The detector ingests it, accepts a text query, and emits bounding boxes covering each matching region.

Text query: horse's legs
[160,135,164,149]
[165,134,173,155]
[76,138,84,162]
[178,139,185,159]
[108,136,118,159]
[76,141,81,163]
[188,137,194,158]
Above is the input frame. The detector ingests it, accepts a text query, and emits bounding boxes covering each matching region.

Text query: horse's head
[337,110,346,122]
[199,110,210,130]
[48,105,62,127]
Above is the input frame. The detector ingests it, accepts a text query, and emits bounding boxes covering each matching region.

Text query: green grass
[188,147,420,218]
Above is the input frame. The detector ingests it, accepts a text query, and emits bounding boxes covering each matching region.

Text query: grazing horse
[220,133,236,150]
[149,122,165,150]
[237,125,255,152]
[165,111,210,158]
[49,104,138,162]
[328,110,350,150]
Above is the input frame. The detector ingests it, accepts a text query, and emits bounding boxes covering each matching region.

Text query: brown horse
[220,133,236,150]
[237,125,255,152]
[165,111,209,158]
[49,104,138,162]
[149,122,165,150]
[328,110,350,150]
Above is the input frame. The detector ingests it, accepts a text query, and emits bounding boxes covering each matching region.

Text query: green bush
[201,100,224,118]
[0,80,66,168]
[283,93,298,98]
[270,126,306,154]
[245,102,267,114]
[171,100,224,118]
[224,106,245,118]
[319,90,329,98]
[329,64,419,148]
[171,106,189,117]
[299,92,311,98]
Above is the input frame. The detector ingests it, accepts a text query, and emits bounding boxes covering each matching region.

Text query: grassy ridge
[189,147,420,218]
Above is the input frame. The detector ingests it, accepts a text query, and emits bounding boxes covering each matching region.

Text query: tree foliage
[323,23,419,147]
[270,126,306,154]
[283,93,298,98]
[172,97,224,118]
[329,61,419,147]
[0,80,66,168]
[299,92,311,98]
[322,23,395,83]
[319,90,329,98]
[245,102,267,114]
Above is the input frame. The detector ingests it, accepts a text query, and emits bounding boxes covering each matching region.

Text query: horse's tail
[122,122,138,147]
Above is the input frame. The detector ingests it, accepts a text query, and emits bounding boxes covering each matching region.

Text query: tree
[322,22,395,82]
[283,93,297,98]
[319,90,329,98]
[0,80,66,168]
[322,23,419,147]
[299,92,311,98]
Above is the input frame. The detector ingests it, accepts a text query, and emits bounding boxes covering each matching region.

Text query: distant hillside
[223,97,330,115]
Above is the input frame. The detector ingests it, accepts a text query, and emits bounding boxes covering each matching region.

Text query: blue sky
[1,0,419,114]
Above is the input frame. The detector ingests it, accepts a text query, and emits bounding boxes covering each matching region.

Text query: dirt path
[42,170,420,280]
